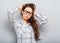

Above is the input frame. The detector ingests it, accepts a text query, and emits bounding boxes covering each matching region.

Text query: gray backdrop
[0,0,60,43]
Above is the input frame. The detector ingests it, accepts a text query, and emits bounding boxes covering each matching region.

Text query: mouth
[25,16,29,18]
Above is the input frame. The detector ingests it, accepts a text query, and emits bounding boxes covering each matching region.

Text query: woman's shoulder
[14,20,23,26]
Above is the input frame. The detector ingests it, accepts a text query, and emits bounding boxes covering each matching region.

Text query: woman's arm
[18,3,25,11]
[34,8,48,25]
[7,4,25,24]
[7,6,19,23]
[35,14,48,26]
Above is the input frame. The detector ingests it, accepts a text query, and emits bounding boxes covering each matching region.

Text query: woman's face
[22,7,33,20]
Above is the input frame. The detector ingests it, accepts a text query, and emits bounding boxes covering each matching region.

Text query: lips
[25,16,28,18]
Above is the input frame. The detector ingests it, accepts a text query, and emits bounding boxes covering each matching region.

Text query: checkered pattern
[7,7,48,43]
[16,33,36,43]
[13,20,37,43]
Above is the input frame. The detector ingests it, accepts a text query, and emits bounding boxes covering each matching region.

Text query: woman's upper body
[7,5,48,26]
[7,3,48,42]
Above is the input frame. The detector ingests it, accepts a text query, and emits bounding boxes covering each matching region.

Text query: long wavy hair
[21,3,40,41]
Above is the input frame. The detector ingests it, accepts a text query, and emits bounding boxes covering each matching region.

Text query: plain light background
[0,0,60,43]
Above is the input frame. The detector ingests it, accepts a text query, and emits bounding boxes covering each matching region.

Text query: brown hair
[21,3,40,41]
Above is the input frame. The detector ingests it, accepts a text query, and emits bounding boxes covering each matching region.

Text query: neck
[22,17,28,24]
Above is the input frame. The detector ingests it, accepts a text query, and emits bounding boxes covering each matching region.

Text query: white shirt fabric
[7,6,48,43]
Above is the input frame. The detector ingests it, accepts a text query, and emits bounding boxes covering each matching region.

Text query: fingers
[34,8,36,16]
[18,3,25,11]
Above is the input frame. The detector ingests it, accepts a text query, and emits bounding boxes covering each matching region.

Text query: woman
[8,3,48,43]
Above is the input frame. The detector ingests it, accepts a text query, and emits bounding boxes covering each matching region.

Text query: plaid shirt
[13,19,37,43]
[7,6,48,43]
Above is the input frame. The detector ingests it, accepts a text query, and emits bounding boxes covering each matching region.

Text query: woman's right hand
[18,3,25,11]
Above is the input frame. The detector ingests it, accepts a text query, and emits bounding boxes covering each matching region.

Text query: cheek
[28,15,32,18]
[23,14,32,19]
[27,15,32,18]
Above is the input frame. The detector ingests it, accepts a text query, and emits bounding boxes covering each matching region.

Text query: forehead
[24,7,32,12]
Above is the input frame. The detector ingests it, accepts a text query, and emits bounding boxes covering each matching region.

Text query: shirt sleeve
[13,20,23,34]
[34,14,48,26]
[7,6,21,24]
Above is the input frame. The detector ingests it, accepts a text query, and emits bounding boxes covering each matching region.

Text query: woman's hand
[18,3,36,16]
[34,9,36,16]
[33,5,36,16]
[18,3,25,11]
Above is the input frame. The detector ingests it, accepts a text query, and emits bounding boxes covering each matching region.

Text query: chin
[24,17,30,20]
[25,18,29,20]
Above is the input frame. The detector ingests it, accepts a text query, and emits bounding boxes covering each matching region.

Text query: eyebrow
[24,10,32,13]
